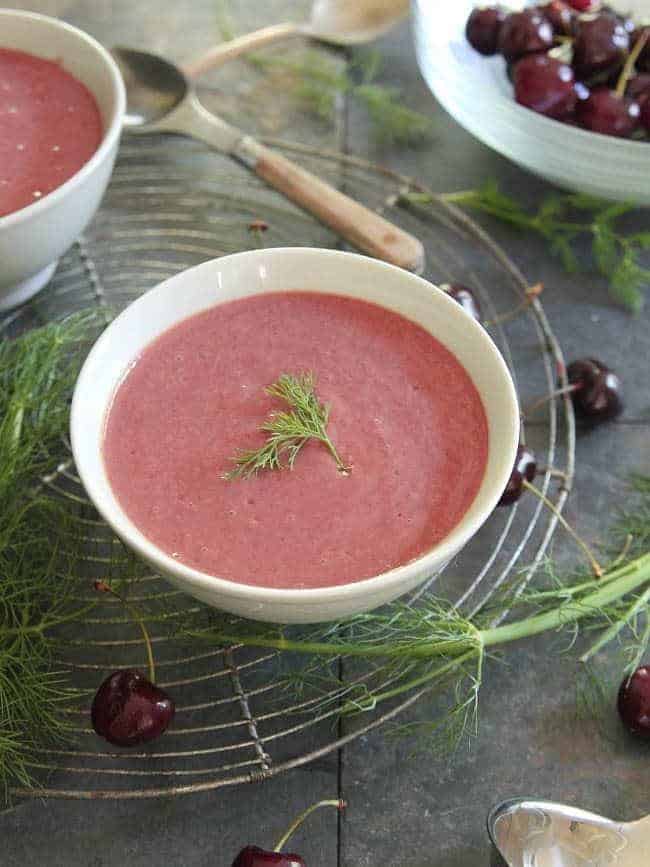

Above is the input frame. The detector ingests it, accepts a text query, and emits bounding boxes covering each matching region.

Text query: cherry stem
[273,799,346,853]
[522,481,603,578]
[483,283,543,328]
[94,581,156,683]
[537,467,570,483]
[522,383,579,418]
[616,29,650,98]
[608,533,634,571]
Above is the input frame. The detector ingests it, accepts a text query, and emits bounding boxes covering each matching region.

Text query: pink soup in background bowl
[71,248,520,624]
[0,10,125,311]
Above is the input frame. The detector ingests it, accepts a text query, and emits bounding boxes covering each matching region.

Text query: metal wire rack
[2,138,575,800]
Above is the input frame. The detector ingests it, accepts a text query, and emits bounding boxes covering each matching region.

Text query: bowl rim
[71,247,521,606]
[0,8,126,228]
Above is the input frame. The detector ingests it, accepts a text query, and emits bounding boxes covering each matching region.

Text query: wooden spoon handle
[181,23,301,79]
[235,137,425,273]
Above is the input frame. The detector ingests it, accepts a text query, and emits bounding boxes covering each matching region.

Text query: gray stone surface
[2,3,650,866]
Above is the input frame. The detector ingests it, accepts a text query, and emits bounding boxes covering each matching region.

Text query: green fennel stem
[482,554,650,648]
[206,554,650,660]
[579,584,650,663]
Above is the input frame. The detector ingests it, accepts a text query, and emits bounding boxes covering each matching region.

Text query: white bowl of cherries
[412,0,650,203]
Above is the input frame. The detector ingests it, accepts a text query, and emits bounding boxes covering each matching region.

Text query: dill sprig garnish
[404,182,650,313]
[224,372,349,479]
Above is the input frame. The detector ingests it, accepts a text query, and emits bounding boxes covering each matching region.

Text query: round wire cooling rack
[2,137,575,800]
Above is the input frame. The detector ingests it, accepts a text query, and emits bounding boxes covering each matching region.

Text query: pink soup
[0,48,102,217]
[103,292,489,589]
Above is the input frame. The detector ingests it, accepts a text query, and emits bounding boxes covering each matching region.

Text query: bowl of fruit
[412,0,650,203]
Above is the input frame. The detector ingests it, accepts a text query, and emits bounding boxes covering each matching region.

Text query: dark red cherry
[442,283,482,321]
[626,74,650,106]
[572,15,629,80]
[498,444,537,507]
[634,27,650,73]
[537,1,575,36]
[91,669,175,747]
[498,10,554,64]
[641,98,650,131]
[618,667,650,738]
[514,54,577,119]
[566,0,599,10]
[566,358,623,423]
[232,847,305,867]
[601,6,635,36]
[576,87,640,137]
[466,7,507,56]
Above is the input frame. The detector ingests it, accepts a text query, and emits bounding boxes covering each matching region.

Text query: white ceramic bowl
[71,248,520,624]
[412,0,650,204]
[0,10,125,311]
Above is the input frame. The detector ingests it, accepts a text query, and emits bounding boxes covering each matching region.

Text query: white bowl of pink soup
[71,248,520,624]
[0,10,125,311]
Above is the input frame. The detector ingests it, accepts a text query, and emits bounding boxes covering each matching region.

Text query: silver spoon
[183,0,410,79]
[113,47,423,273]
[488,798,650,867]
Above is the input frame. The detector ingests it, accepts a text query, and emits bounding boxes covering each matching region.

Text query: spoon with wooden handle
[113,47,424,272]
[182,0,410,79]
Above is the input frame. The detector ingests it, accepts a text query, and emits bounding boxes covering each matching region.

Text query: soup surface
[103,292,489,589]
[0,48,102,217]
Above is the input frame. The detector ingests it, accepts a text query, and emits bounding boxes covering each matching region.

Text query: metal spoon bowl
[116,49,185,128]
[488,799,650,867]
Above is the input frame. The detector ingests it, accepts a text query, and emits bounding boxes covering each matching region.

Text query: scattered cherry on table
[91,668,175,747]
[566,358,624,424]
[618,667,650,738]
[90,579,175,747]
[231,800,345,867]
[232,848,305,867]
[498,444,537,507]
[440,283,482,321]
